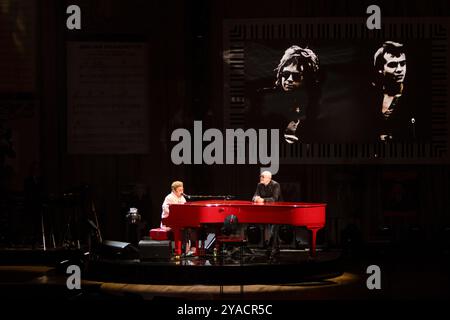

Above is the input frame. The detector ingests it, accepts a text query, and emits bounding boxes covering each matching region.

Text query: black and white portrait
[244,39,430,144]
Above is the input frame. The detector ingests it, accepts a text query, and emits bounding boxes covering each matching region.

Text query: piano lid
[174,200,326,208]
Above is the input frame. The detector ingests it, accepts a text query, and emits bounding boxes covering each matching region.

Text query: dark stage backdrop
[2,0,450,247]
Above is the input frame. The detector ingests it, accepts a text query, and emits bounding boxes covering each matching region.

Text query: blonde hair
[171,181,183,191]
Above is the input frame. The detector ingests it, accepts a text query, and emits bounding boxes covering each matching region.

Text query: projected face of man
[281,63,304,92]
[382,53,406,84]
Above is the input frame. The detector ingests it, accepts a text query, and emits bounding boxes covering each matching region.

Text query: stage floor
[1,246,450,300]
[0,264,360,301]
[86,248,344,285]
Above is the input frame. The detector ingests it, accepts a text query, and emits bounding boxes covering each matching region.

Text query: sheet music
[67,41,149,154]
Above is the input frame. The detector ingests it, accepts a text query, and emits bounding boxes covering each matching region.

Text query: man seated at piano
[252,171,282,203]
[161,181,196,256]
[252,171,283,259]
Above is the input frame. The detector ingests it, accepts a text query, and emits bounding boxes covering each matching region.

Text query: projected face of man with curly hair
[280,63,304,92]
[275,45,319,93]
[271,45,320,144]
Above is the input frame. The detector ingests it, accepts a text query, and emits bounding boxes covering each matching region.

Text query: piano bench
[149,228,172,241]
[215,236,248,258]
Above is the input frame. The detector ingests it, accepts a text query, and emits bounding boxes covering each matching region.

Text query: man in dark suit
[252,171,283,259]
[372,41,416,142]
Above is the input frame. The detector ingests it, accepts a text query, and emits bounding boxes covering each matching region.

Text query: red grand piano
[165,200,326,256]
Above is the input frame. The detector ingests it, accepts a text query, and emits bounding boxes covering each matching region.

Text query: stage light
[125,207,141,224]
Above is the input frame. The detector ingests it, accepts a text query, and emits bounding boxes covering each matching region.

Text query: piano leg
[193,240,199,256]
[308,227,321,257]
[173,228,183,256]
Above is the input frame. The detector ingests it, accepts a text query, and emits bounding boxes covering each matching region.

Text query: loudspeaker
[245,225,265,248]
[246,225,262,245]
[138,240,172,260]
[279,225,295,245]
[97,240,140,260]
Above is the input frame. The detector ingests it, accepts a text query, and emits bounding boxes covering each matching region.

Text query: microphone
[182,193,233,200]
[411,118,416,139]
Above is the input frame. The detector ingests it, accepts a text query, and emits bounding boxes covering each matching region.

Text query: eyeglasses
[281,71,303,81]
